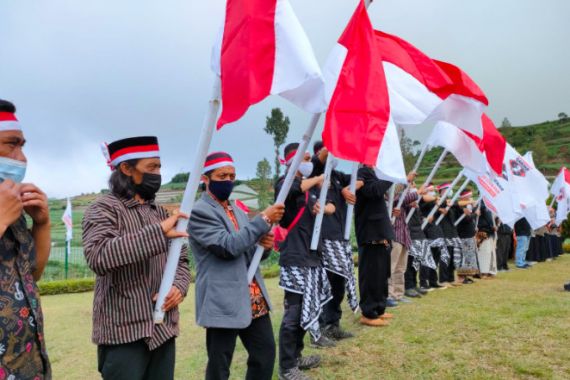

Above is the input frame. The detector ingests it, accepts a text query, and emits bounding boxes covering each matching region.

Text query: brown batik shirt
[0,216,51,380]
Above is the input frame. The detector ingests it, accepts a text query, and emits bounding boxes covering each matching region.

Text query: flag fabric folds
[551,167,570,225]
[62,198,73,242]
[212,0,326,128]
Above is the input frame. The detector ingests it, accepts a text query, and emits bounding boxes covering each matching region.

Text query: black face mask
[134,173,162,200]
[208,180,234,201]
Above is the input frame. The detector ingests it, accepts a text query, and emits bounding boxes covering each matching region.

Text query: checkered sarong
[279,266,332,340]
[444,237,463,269]
[429,238,451,265]
[322,239,358,312]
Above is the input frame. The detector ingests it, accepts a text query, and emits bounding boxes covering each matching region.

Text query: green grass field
[42,255,570,379]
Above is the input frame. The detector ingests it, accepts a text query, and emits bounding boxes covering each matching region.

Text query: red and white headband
[279,150,297,166]
[0,112,22,132]
[203,152,234,174]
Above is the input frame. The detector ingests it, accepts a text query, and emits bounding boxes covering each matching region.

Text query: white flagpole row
[391,144,430,224]
[406,148,449,224]
[454,197,481,227]
[247,113,322,283]
[343,163,359,241]
[435,177,470,225]
[154,77,221,324]
[421,170,463,230]
[550,197,556,208]
[310,154,335,250]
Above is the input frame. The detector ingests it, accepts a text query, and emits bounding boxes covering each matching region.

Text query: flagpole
[154,77,221,324]
[406,148,449,224]
[310,153,335,250]
[549,198,556,208]
[343,163,359,241]
[392,144,430,224]
[247,113,322,283]
[421,170,463,230]
[435,178,470,225]
[454,197,481,227]
[387,184,395,221]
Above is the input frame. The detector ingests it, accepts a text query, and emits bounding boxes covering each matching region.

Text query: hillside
[415,118,570,183]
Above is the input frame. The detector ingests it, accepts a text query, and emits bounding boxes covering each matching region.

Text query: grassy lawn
[42,256,570,379]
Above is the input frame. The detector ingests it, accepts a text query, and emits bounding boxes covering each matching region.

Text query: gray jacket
[188,192,272,329]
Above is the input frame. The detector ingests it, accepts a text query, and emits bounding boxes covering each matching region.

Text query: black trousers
[420,247,441,288]
[279,292,306,371]
[496,234,512,270]
[439,246,455,283]
[98,338,175,380]
[320,270,345,327]
[358,243,391,319]
[404,254,418,290]
[206,314,275,380]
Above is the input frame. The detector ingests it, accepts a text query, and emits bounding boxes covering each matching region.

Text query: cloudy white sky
[1,0,569,198]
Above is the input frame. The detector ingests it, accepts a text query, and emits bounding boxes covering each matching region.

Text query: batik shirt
[0,216,51,380]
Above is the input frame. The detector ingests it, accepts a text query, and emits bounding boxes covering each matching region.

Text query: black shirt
[498,222,513,236]
[275,176,321,267]
[477,203,495,235]
[408,205,426,240]
[514,218,531,237]
[420,200,444,239]
[321,170,351,241]
[354,167,395,245]
[439,204,459,239]
[455,204,477,238]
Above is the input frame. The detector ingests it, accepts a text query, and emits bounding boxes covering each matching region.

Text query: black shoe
[463,278,474,284]
[564,283,570,292]
[405,289,422,298]
[430,283,444,289]
[323,325,354,340]
[416,287,428,295]
[297,355,321,370]
[310,335,336,348]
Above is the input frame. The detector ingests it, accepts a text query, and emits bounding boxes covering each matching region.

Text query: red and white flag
[62,198,73,242]
[375,31,488,138]
[550,167,570,224]
[426,114,506,175]
[212,0,326,128]
[322,0,405,182]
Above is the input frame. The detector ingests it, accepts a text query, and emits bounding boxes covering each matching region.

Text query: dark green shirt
[0,216,51,379]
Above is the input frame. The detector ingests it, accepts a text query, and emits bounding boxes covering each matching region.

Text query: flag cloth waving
[322,0,390,168]
[212,0,326,128]
[62,197,73,242]
[375,30,488,138]
[551,167,570,224]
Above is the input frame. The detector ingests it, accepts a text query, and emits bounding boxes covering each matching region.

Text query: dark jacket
[514,218,531,237]
[408,205,426,240]
[440,204,459,239]
[354,167,394,246]
[455,204,477,239]
[477,203,495,235]
[276,176,321,267]
[420,200,444,239]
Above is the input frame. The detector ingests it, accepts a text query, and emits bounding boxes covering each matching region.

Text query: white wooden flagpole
[154,77,221,323]
[454,197,481,227]
[343,163,359,241]
[435,177,470,225]
[247,113,322,283]
[421,170,464,230]
[310,154,335,250]
[406,148,449,224]
[391,144,430,224]
[387,184,395,221]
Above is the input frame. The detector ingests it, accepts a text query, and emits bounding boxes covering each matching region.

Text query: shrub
[563,239,570,254]
[39,278,95,296]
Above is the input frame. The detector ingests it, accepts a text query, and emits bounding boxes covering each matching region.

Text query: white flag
[62,198,73,242]
[550,167,570,225]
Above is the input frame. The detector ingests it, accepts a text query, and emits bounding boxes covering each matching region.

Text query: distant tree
[171,172,190,183]
[529,136,548,165]
[264,108,290,181]
[558,112,569,123]
[399,128,421,172]
[256,158,272,209]
[500,117,512,128]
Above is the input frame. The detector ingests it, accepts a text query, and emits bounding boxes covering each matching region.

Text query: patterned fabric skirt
[279,266,332,339]
[457,238,480,276]
[429,238,451,265]
[322,239,358,312]
[409,239,435,270]
[445,237,463,269]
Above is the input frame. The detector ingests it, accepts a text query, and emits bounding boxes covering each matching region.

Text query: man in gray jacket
[188,152,285,380]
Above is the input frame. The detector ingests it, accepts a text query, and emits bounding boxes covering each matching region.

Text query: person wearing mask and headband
[82,136,191,380]
[277,143,335,380]
[188,151,285,380]
[0,99,52,379]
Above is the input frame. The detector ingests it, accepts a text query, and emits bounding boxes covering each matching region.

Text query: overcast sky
[1,0,569,198]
